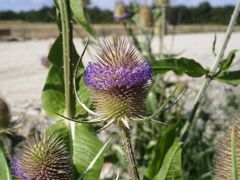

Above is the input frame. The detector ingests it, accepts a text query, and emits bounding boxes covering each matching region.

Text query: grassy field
[1,20,240,40]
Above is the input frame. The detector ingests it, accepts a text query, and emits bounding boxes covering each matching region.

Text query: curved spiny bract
[213,117,240,180]
[11,134,72,180]
[84,37,152,128]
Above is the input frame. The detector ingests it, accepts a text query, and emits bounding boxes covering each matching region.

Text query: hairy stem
[119,123,140,180]
[181,0,240,139]
[59,0,75,155]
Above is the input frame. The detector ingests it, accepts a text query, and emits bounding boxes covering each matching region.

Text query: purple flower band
[84,61,152,90]
[11,156,29,180]
[113,12,131,21]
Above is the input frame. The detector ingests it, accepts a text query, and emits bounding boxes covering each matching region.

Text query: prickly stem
[118,122,140,180]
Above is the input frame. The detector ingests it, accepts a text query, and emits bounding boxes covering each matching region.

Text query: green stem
[231,127,238,180]
[180,0,240,139]
[119,123,140,180]
[59,0,75,160]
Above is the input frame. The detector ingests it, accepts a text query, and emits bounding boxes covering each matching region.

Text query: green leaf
[42,66,65,120]
[48,35,80,67]
[0,144,12,180]
[153,139,183,180]
[42,65,91,120]
[231,127,238,180]
[215,70,240,85]
[79,138,111,180]
[73,124,103,180]
[145,123,179,179]
[220,49,238,71]
[151,58,208,77]
[70,0,95,36]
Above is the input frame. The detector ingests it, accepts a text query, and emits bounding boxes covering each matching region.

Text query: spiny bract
[84,37,152,127]
[213,117,240,180]
[11,134,72,180]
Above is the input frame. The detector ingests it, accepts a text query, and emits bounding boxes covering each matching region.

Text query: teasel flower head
[11,134,72,180]
[84,37,152,128]
[157,0,170,5]
[81,0,90,6]
[213,115,240,179]
[139,3,153,28]
[0,98,10,129]
[113,1,131,21]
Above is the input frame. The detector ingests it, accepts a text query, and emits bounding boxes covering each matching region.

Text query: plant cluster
[0,0,240,180]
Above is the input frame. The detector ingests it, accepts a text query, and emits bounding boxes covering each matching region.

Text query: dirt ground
[1,21,240,39]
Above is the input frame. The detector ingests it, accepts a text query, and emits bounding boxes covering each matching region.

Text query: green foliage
[167,2,238,25]
[70,0,95,36]
[145,123,180,179]
[216,71,240,85]
[0,144,12,180]
[219,49,238,71]
[153,139,183,180]
[73,124,103,179]
[42,66,65,120]
[151,58,208,77]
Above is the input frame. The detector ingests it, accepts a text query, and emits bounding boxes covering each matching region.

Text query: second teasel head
[11,134,72,180]
[113,0,131,21]
[139,3,153,28]
[84,37,152,127]
[213,116,240,179]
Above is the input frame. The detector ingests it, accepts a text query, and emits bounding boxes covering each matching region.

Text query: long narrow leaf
[0,145,12,180]
[70,0,95,36]
[151,58,208,77]
[216,70,240,85]
[153,139,183,180]
[79,138,111,180]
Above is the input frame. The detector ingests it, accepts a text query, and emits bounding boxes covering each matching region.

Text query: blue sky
[0,0,236,12]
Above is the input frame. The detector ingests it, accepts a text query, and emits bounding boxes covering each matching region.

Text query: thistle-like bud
[0,98,10,128]
[11,134,72,180]
[113,1,131,21]
[84,37,152,127]
[139,4,153,28]
[213,117,240,179]
[157,0,170,5]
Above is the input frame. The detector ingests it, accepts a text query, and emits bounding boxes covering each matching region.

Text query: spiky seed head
[0,98,10,128]
[84,37,152,126]
[113,1,131,21]
[81,0,90,6]
[139,4,153,28]
[213,116,240,179]
[11,134,72,180]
